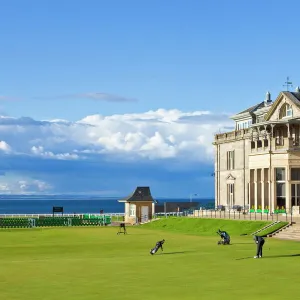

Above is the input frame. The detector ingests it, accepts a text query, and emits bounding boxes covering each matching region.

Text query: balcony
[214,128,251,143]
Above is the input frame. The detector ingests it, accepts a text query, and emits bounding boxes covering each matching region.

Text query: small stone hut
[118,186,156,224]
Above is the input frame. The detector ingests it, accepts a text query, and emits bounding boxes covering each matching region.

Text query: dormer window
[279,103,293,119]
[287,105,292,117]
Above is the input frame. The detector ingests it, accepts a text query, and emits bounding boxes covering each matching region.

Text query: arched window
[279,103,293,119]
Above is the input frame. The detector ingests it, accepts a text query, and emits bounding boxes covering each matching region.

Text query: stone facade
[213,88,300,213]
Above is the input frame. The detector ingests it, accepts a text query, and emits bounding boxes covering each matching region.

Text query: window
[227,151,234,170]
[236,120,252,130]
[279,103,293,119]
[257,140,262,148]
[276,183,286,197]
[129,204,136,216]
[275,168,286,181]
[291,168,300,181]
[275,168,286,208]
[227,184,234,207]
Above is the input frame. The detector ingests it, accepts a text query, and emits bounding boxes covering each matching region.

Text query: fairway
[0,225,299,300]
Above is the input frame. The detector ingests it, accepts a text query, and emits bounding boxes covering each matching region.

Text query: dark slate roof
[290,92,300,101]
[235,102,265,115]
[119,186,155,202]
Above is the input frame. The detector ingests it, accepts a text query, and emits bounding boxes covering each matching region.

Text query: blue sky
[0,0,300,197]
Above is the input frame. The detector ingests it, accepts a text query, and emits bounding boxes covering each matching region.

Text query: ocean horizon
[0,194,214,214]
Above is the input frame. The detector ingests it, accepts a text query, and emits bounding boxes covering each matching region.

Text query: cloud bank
[0,109,234,195]
[35,92,138,102]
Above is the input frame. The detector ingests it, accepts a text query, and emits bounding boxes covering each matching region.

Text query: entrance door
[141,206,149,223]
[291,184,300,206]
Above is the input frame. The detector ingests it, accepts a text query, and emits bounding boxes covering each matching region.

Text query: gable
[265,92,300,121]
[226,174,236,183]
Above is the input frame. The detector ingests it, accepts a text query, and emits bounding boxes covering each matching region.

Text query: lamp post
[190,193,198,203]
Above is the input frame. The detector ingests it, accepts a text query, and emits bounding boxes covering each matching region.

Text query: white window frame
[129,204,136,217]
[227,150,235,170]
[286,105,292,117]
[227,183,234,207]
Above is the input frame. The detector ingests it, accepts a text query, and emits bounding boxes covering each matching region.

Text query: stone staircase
[252,221,280,235]
[271,222,300,241]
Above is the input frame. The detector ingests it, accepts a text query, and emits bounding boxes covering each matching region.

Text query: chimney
[265,91,272,104]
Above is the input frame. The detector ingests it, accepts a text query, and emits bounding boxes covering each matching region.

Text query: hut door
[141,206,149,223]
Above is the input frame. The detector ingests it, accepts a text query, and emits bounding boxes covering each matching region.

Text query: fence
[154,209,300,224]
[0,214,120,228]
[0,212,124,221]
[190,209,300,223]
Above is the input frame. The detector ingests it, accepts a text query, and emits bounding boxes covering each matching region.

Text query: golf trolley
[117,222,127,235]
[216,229,230,245]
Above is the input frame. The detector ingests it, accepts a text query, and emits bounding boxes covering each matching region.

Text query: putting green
[0,226,299,300]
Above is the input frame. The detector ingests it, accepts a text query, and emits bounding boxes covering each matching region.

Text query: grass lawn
[0,221,299,300]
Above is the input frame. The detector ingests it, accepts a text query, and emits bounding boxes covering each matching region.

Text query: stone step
[270,224,300,240]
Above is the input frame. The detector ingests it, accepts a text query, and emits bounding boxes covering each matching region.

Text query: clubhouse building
[213,87,300,214]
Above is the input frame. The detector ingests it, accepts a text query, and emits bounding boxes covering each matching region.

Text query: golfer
[253,235,265,258]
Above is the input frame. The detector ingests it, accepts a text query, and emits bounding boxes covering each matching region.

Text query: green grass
[0,221,299,300]
[140,217,272,236]
[257,221,289,237]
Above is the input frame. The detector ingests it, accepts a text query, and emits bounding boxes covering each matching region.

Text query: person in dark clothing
[253,235,265,258]
[150,239,165,255]
[217,229,230,245]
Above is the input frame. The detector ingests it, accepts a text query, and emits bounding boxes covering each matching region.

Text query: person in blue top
[217,229,230,245]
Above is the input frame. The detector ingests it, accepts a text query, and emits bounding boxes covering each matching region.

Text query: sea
[0,195,214,214]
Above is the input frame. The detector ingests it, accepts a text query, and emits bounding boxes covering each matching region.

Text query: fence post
[215,210,216,218]
[229,209,230,219]
[234,211,235,219]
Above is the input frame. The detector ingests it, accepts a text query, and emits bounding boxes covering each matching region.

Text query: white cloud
[0,177,52,194]
[35,92,138,103]
[31,146,79,160]
[0,141,11,152]
[0,109,234,163]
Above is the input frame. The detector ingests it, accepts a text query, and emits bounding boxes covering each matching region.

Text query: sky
[1,0,300,197]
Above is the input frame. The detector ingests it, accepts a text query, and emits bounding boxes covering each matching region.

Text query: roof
[118,186,155,202]
[290,91,300,101]
[236,102,263,115]
[265,91,300,121]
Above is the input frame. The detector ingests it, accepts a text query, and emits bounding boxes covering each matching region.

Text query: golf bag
[217,229,230,245]
[150,239,165,255]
